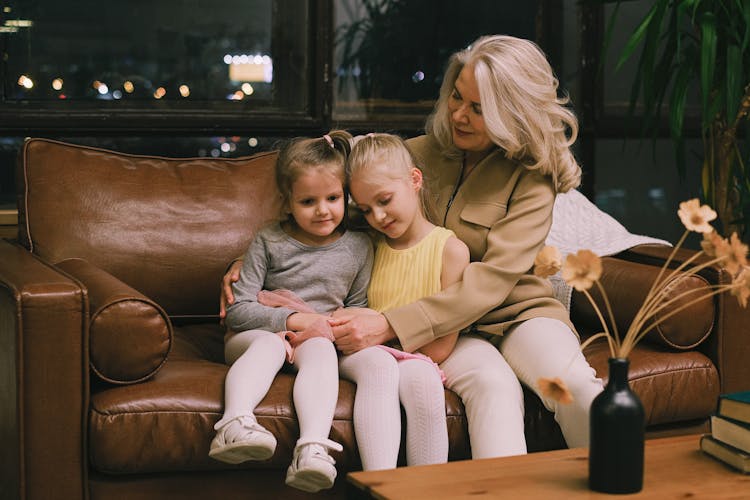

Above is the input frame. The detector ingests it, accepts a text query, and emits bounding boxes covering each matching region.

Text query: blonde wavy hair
[427,35,581,193]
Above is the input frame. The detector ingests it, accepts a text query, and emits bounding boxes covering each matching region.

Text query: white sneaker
[285,439,343,493]
[209,415,277,464]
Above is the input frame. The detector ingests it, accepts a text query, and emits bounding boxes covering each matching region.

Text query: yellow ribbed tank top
[368,226,455,313]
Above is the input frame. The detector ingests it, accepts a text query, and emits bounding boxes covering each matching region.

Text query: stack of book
[701,391,750,473]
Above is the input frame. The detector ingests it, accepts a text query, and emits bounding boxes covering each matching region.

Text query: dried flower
[732,267,750,308]
[533,245,562,278]
[561,250,602,291]
[700,230,725,257]
[538,377,574,404]
[678,199,717,233]
[535,198,748,359]
[723,233,749,276]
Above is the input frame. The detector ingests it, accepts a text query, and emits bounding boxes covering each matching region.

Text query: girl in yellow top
[348,134,466,362]
[339,133,473,467]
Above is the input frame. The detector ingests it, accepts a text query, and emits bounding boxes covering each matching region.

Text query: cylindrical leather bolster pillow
[571,257,714,350]
[56,258,173,384]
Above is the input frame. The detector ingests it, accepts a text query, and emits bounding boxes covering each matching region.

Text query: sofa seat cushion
[89,323,470,475]
[89,358,353,474]
[584,341,720,425]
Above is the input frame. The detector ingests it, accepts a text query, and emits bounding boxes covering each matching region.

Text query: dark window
[333,0,547,130]
[0,0,327,135]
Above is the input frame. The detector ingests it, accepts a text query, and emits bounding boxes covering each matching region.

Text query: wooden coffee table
[347,434,749,498]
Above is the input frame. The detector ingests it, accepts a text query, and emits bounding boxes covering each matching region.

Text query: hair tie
[323,134,334,149]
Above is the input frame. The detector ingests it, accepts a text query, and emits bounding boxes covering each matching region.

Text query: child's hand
[286,312,329,331]
[286,317,334,347]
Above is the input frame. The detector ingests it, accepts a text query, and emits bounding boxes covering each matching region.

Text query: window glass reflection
[2,0,277,104]
[333,0,540,122]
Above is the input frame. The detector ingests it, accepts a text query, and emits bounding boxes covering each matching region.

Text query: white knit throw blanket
[544,189,671,311]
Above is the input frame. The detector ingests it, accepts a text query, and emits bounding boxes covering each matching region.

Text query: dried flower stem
[627,251,728,346]
[639,231,689,311]
[579,331,615,357]
[626,283,740,355]
[587,249,738,358]
[595,279,620,345]
[581,287,620,358]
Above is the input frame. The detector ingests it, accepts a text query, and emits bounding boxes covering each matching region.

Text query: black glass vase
[589,357,645,494]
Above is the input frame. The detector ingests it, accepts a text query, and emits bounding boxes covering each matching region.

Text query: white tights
[442,319,603,458]
[339,347,447,470]
[219,331,339,445]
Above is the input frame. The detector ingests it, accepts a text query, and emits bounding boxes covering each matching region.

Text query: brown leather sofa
[2,138,748,500]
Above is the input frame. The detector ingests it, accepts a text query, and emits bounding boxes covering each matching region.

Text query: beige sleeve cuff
[383,303,436,353]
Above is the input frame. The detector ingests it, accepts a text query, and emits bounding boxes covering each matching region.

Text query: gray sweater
[225,223,374,333]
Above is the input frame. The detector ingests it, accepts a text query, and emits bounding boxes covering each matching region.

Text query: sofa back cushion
[18,138,282,318]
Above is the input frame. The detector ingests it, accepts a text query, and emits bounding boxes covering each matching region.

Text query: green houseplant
[599,0,750,239]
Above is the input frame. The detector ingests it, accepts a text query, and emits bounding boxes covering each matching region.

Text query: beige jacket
[384,135,574,352]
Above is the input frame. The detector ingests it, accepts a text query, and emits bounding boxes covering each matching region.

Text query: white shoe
[209,415,277,464]
[285,439,343,493]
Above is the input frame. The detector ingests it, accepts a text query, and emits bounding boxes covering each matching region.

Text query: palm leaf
[669,63,692,177]
[701,153,712,204]
[598,1,624,77]
[650,9,680,138]
[699,11,717,118]
[638,1,669,121]
[615,1,661,72]
[726,42,742,124]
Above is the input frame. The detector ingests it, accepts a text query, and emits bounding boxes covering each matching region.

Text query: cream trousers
[441,318,603,458]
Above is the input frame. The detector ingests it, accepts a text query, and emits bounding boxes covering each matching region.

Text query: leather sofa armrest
[0,239,87,500]
[613,244,750,394]
[571,254,714,350]
[56,258,173,385]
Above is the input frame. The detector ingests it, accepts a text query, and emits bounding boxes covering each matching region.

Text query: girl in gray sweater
[210,130,373,494]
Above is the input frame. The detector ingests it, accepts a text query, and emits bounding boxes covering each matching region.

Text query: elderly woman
[222,35,603,458]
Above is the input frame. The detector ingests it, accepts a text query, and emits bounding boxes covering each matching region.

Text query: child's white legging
[339,346,448,470]
[219,330,339,446]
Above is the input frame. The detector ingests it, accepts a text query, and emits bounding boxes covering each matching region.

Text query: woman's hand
[330,313,396,355]
[219,260,244,319]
